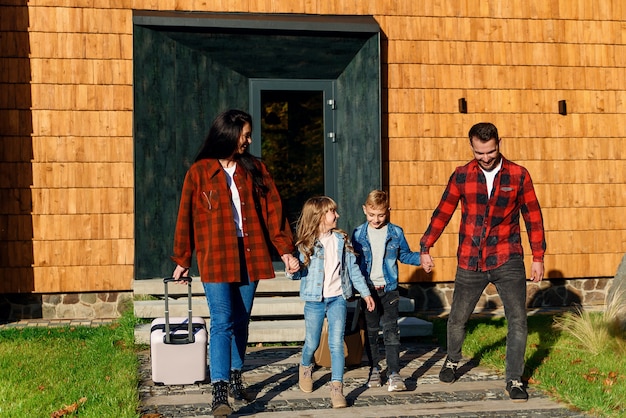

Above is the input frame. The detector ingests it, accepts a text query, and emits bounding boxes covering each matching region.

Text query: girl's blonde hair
[295,196,354,266]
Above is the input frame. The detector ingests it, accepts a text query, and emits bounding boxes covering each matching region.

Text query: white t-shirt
[223,164,243,237]
[481,159,503,198]
[318,232,342,298]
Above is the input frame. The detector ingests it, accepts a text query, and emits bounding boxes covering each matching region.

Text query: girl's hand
[363,295,376,312]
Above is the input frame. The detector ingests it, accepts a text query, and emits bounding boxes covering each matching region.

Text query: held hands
[362,295,376,312]
[281,254,300,274]
[420,253,434,273]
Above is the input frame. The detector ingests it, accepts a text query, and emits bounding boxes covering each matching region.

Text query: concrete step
[134,295,416,318]
[133,274,300,296]
[134,316,434,345]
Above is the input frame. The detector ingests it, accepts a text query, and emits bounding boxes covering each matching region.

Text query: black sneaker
[439,357,458,383]
[506,379,529,402]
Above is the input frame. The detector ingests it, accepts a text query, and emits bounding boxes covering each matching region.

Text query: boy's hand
[362,295,376,312]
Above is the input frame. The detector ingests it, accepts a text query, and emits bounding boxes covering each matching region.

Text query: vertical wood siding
[1,0,624,292]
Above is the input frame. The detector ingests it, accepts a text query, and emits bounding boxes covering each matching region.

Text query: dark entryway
[133,12,381,278]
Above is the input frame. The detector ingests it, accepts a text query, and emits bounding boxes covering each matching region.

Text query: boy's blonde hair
[295,196,353,266]
[364,189,389,210]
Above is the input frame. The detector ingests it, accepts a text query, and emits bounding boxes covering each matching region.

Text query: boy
[352,190,421,391]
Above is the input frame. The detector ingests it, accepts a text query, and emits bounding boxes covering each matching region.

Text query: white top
[481,159,503,198]
[367,224,388,287]
[223,164,243,237]
[319,232,342,298]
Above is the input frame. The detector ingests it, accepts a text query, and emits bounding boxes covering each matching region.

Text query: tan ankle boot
[329,381,347,408]
[299,364,314,393]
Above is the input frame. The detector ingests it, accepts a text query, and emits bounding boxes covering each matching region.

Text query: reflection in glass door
[260,90,324,227]
[250,79,336,233]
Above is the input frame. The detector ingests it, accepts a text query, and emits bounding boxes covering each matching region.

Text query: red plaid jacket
[420,157,546,271]
[171,158,294,283]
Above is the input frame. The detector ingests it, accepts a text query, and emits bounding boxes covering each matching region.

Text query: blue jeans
[363,289,401,373]
[203,277,258,383]
[446,256,528,382]
[301,296,347,382]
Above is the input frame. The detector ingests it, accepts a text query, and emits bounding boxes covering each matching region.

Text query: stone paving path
[138,342,589,418]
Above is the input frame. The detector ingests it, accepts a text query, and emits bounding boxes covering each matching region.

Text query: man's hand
[530,261,544,282]
[420,253,435,273]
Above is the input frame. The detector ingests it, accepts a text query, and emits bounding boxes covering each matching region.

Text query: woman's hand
[362,295,376,312]
[172,264,190,282]
[281,254,300,274]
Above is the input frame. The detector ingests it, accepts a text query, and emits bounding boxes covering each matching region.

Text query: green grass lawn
[0,312,140,418]
[432,314,626,417]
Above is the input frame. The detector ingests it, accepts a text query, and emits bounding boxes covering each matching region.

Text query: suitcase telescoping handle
[163,277,195,344]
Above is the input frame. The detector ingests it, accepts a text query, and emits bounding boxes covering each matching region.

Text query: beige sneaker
[329,381,347,408]
[299,364,314,393]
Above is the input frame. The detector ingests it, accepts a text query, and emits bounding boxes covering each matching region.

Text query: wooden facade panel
[28,32,133,59]
[31,188,133,215]
[33,239,134,266]
[31,110,132,136]
[30,59,132,84]
[29,6,132,33]
[542,207,626,231]
[389,136,626,162]
[387,113,626,140]
[386,63,625,92]
[32,162,134,188]
[32,136,133,162]
[522,160,626,184]
[32,214,134,240]
[30,265,134,293]
[388,88,625,115]
[545,230,626,255]
[31,84,133,111]
[535,184,626,208]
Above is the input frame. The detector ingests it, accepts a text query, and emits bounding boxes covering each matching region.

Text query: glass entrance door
[250,79,336,231]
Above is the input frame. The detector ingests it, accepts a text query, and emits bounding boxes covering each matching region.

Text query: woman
[171,109,299,416]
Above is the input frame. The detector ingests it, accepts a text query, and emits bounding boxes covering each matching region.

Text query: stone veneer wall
[0,292,133,322]
[404,277,613,315]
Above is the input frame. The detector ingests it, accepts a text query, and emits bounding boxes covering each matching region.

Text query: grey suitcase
[150,277,207,385]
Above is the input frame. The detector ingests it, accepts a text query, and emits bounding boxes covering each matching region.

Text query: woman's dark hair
[195,109,269,196]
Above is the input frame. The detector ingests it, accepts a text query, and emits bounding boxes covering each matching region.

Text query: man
[419,122,546,402]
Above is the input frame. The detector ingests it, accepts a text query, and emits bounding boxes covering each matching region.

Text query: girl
[288,196,375,408]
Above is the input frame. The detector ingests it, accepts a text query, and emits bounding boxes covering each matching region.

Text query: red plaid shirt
[171,158,294,283]
[420,157,546,271]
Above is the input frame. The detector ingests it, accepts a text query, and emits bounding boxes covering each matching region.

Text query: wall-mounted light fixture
[458,98,467,114]
[558,100,567,115]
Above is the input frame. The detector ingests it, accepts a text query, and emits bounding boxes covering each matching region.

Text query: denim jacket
[352,222,421,292]
[287,232,371,302]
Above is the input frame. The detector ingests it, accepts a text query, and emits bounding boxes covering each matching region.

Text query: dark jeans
[362,288,401,373]
[446,256,527,382]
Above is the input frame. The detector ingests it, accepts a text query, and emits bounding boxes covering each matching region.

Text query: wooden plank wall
[0,0,624,292]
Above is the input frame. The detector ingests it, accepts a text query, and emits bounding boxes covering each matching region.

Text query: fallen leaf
[571,358,582,365]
